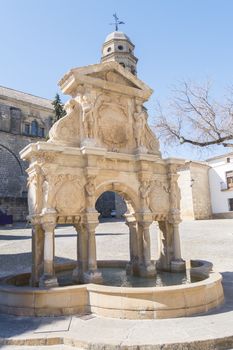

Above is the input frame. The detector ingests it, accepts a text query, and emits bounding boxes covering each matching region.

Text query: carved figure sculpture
[48,99,81,146]
[85,176,96,208]
[169,177,181,210]
[133,104,148,147]
[82,95,95,139]
[139,180,151,207]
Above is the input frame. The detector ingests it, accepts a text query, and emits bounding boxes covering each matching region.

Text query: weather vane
[110,13,125,31]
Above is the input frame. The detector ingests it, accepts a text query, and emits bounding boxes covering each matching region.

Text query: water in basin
[57,267,203,287]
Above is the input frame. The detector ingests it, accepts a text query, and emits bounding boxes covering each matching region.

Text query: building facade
[0,86,54,221]
[208,153,233,218]
[178,161,212,220]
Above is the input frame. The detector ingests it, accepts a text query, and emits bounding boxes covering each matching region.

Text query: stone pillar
[165,163,185,272]
[73,223,89,283]
[39,213,58,288]
[83,214,102,283]
[125,217,140,275]
[72,224,80,283]
[173,222,182,260]
[31,223,44,287]
[170,218,185,272]
[138,220,156,277]
[157,220,174,271]
[157,219,185,272]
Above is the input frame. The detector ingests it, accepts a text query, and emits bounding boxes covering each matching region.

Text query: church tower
[101,16,138,75]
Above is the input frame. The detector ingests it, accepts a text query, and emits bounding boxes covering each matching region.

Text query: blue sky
[1,0,233,159]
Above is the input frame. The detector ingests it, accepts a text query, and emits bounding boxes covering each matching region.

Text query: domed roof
[104,31,132,43]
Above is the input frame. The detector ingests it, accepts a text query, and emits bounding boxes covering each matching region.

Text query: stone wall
[0,131,41,196]
[178,167,194,220]
[191,163,212,220]
[0,197,28,222]
[0,87,54,222]
[0,130,46,221]
[178,162,212,220]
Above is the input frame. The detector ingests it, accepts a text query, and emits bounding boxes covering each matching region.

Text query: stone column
[166,164,185,272]
[170,218,185,272]
[173,222,182,260]
[138,220,156,277]
[157,219,185,272]
[39,214,58,288]
[73,223,89,283]
[72,224,80,283]
[83,216,102,283]
[31,223,44,287]
[157,220,174,271]
[125,218,140,275]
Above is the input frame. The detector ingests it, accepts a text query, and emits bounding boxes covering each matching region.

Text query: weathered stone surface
[0,86,54,221]
[20,60,186,286]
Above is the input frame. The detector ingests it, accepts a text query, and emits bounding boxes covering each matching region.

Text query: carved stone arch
[95,180,139,213]
[0,143,23,175]
[0,144,24,197]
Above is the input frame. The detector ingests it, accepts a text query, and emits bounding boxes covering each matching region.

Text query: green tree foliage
[52,93,66,122]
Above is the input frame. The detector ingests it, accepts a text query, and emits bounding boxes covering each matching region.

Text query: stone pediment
[48,62,160,156]
[59,61,153,100]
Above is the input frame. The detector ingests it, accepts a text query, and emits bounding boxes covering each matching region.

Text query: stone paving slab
[0,219,233,349]
[0,346,77,350]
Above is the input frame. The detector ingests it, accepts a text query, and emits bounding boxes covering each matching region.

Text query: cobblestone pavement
[0,219,233,349]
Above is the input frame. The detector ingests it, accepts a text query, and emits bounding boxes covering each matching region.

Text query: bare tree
[154,80,233,148]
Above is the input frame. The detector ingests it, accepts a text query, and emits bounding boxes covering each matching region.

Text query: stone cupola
[101,31,138,75]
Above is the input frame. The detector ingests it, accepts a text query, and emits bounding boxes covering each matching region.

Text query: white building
[178,152,233,220]
[207,153,233,218]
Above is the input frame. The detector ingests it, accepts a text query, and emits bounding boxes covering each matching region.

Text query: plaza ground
[0,219,233,349]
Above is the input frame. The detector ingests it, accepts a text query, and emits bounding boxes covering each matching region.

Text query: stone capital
[41,209,57,232]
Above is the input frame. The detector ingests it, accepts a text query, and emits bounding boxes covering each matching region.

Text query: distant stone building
[0,86,53,221]
[178,161,212,220]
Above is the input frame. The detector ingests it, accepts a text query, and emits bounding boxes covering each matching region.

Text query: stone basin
[0,260,224,319]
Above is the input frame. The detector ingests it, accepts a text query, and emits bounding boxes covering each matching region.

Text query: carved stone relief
[27,166,44,215]
[85,175,96,208]
[49,99,82,146]
[41,174,84,215]
[133,103,148,148]
[139,180,151,208]
[97,94,130,150]
[149,180,169,214]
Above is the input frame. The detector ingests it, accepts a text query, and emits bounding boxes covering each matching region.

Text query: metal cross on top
[110,13,125,31]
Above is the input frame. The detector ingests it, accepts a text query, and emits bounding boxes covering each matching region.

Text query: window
[226,171,233,189]
[119,62,125,68]
[38,127,45,138]
[228,198,233,211]
[24,124,30,135]
[131,66,136,75]
[107,47,111,52]
[227,157,231,163]
[118,45,123,50]
[31,120,38,136]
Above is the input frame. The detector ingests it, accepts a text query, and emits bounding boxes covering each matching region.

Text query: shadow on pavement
[0,222,30,231]
[0,234,30,240]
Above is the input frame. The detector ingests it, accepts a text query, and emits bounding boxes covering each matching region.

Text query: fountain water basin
[0,260,224,319]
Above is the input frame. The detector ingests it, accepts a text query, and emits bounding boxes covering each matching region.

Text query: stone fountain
[0,34,224,319]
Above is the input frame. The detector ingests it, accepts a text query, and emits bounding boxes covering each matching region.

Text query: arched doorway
[95,191,127,219]
[95,191,130,267]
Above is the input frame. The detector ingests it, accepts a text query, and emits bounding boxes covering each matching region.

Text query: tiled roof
[0,85,53,110]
